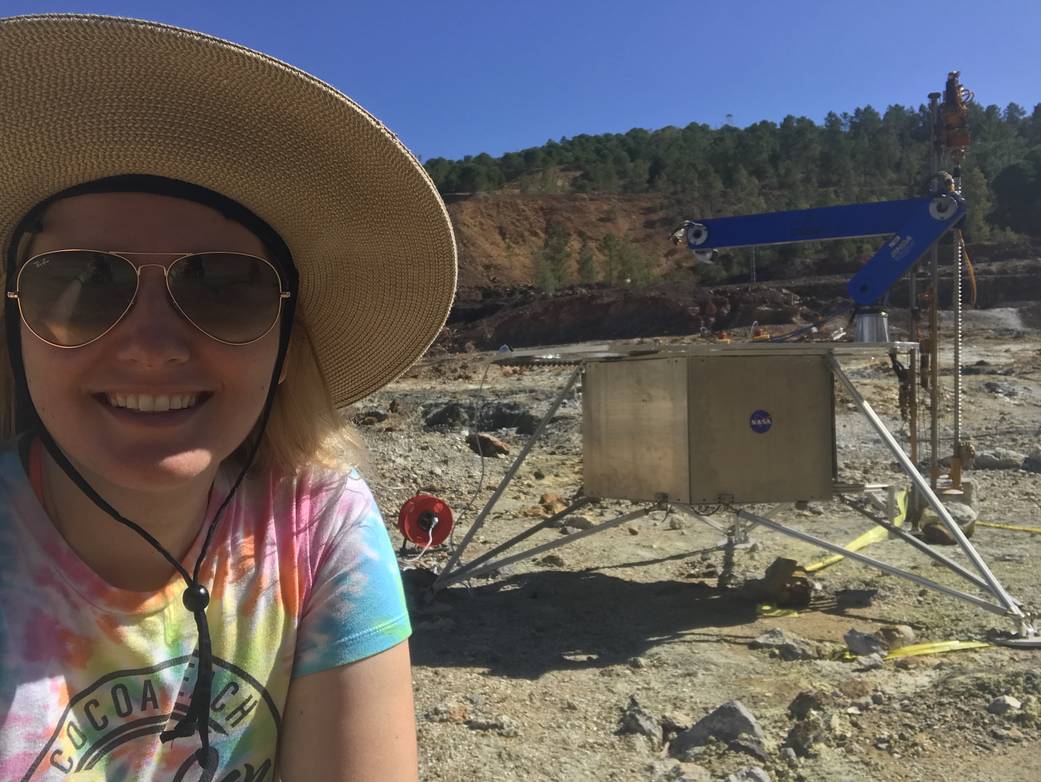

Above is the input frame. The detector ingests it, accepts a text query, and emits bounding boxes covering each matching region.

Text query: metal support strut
[827,354,1033,634]
[434,367,582,591]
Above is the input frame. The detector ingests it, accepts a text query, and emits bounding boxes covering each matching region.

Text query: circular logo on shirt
[749,409,773,434]
[25,653,279,781]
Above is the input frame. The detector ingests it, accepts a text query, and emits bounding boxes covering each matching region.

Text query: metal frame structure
[431,343,1037,643]
[434,73,1038,643]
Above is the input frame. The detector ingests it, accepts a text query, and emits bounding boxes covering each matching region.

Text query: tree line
[425,102,1041,285]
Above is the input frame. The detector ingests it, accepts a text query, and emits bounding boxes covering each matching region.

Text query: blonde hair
[255,316,366,474]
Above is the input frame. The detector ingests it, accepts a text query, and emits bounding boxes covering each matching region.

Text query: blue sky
[4,1,1038,161]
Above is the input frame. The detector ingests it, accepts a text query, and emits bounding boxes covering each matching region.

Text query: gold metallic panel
[582,357,690,503]
[688,355,835,504]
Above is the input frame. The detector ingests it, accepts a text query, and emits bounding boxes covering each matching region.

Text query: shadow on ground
[405,568,758,679]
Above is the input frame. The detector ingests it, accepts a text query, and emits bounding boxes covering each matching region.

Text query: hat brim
[0,14,457,408]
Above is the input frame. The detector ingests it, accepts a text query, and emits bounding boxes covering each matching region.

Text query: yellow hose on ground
[977,521,1041,535]
[803,490,908,573]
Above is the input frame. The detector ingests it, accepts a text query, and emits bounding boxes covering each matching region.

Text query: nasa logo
[749,409,772,434]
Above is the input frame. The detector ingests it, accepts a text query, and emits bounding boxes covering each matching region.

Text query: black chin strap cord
[5,260,298,771]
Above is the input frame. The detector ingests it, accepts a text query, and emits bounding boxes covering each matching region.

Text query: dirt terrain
[351,305,1041,782]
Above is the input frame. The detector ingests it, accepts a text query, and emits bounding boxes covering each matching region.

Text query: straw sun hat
[0,14,457,408]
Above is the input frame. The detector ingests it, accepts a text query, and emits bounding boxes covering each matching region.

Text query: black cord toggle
[183,584,210,611]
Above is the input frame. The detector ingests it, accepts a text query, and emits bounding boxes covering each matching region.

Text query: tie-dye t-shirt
[0,443,411,780]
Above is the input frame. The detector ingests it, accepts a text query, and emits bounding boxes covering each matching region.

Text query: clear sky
[3,1,1038,161]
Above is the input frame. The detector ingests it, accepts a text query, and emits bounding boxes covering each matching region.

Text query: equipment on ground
[428,73,1038,647]
[398,494,454,548]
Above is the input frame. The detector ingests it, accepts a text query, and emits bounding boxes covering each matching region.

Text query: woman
[0,14,456,780]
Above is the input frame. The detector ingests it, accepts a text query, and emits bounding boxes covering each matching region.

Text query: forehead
[31,191,270,257]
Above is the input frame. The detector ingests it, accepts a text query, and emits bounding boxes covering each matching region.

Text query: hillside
[446,191,684,293]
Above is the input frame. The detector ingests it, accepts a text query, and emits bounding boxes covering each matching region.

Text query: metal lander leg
[434,505,658,588]
[432,361,672,591]
[822,355,1037,642]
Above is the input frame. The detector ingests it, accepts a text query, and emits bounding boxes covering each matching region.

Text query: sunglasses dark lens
[17,251,137,346]
[168,253,283,343]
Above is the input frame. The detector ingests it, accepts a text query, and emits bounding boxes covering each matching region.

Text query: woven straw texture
[0,14,457,408]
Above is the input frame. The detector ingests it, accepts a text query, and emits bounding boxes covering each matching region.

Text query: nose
[113,266,192,366]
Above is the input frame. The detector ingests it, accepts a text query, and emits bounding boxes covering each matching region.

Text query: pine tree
[534,223,572,293]
[577,239,597,284]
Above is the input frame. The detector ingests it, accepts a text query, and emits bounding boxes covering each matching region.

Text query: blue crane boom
[674,193,966,305]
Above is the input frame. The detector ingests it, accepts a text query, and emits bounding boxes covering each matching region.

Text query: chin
[93,447,224,492]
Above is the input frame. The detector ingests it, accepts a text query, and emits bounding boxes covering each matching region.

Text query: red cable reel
[397,494,454,547]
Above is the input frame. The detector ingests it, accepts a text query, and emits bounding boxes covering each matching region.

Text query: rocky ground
[350,306,1041,782]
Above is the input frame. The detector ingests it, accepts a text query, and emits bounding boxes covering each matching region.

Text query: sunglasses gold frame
[7,249,292,349]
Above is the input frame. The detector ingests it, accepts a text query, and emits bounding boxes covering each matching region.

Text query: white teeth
[105,393,201,412]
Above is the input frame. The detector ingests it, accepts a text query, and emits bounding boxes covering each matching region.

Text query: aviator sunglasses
[7,249,292,348]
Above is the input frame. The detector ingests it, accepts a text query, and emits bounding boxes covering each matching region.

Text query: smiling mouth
[100,393,210,412]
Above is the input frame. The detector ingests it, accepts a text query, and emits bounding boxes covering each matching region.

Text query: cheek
[211,341,279,410]
[20,333,87,415]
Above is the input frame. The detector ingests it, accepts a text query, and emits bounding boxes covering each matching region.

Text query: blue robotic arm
[674,193,965,305]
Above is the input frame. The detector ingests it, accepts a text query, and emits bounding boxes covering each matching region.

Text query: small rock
[974,448,1025,470]
[752,628,822,661]
[467,714,519,737]
[728,736,770,762]
[669,700,764,758]
[533,468,546,480]
[539,492,568,516]
[983,381,1018,398]
[466,432,509,457]
[629,656,649,669]
[787,691,829,720]
[619,696,663,747]
[785,712,826,757]
[871,691,886,705]
[567,515,596,530]
[628,526,640,535]
[725,765,772,782]
[856,653,885,671]
[875,624,916,650]
[662,713,693,740]
[424,702,470,723]
[988,695,1022,715]
[780,746,798,767]
[844,628,887,656]
[423,401,473,429]
[919,499,978,543]
[838,678,873,699]
[1023,448,1041,474]
[539,553,566,567]
[478,401,540,434]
